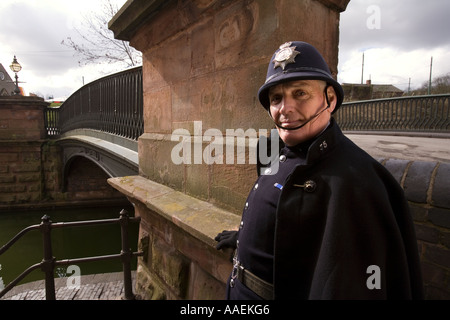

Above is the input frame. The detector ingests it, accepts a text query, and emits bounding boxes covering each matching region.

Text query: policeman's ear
[325,85,337,113]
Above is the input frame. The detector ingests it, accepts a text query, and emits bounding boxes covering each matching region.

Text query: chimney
[366,79,372,85]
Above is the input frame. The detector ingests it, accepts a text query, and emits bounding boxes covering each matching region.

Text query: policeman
[215,41,423,300]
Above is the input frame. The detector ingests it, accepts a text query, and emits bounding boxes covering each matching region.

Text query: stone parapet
[378,158,450,299]
[0,96,48,141]
[108,175,239,299]
[0,96,48,207]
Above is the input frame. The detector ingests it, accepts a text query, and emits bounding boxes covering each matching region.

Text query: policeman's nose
[279,96,295,115]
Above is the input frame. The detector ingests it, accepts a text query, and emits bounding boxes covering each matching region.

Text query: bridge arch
[63,156,118,198]
[56,131,139,192]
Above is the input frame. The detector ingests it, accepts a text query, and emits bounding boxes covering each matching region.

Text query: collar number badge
[273,42,300,70]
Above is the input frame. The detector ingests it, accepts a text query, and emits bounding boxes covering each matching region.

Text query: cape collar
[277,117,343,165]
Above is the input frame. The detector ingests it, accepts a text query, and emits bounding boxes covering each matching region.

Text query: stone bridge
[1,0,449,300]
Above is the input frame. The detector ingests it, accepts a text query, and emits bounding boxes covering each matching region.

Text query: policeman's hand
[214,230,238,250]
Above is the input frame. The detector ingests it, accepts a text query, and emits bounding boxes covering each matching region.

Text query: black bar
[119,209,135,300]
[40,215,56,300]
[0,224,40,255]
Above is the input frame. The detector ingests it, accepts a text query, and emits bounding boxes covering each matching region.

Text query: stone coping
[107,175,240,248]
[108,0,169,41]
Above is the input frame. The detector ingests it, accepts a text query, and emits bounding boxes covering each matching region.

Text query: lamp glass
[10,56,22,73]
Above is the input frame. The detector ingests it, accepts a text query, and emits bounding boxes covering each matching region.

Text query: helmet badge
[273,42,301,70]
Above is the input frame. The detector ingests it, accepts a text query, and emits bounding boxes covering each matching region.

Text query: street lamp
[9,55,22,95]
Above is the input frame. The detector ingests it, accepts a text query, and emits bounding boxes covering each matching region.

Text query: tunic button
[254,183,259,190]
[245,202,249,209]
[293,180,317,192]
[240,221,244,228]
[304,180,316,192]
[264,168,272,175]
[279,155,286,162]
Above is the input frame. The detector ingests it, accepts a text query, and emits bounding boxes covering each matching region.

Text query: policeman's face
[268,80,336,146]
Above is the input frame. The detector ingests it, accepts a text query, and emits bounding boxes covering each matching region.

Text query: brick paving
[0,271,136,300]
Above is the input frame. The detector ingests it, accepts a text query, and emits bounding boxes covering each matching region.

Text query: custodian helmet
[257,41,344,113]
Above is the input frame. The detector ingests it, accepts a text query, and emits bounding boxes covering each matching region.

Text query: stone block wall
[395,160,450,299]
[0,96,48,206]
[380,158,450,299]
[0,96,127,209]
[0,142,44,204]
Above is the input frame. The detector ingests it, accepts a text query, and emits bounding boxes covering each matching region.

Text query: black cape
[257,119,423,299]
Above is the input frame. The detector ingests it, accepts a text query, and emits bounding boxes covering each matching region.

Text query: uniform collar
[305,117,342,164]
[277,117,342,164]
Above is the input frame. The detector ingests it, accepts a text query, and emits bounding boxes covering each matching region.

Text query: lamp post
[9,55,22,95]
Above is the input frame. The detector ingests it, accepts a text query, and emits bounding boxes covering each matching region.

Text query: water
[0,205,139,289]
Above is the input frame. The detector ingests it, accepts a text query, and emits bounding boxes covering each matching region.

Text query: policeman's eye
[269,94,282,105]
[293,90,307,98]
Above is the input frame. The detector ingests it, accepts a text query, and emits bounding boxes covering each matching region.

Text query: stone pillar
[109,0,349,299]
[110,0,349,212]
[0,96,48,206]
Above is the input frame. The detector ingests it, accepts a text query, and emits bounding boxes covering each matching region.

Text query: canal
[0,205,139,290]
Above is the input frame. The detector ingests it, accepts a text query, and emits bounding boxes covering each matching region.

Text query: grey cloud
[340,0,450,52]
[0,3,79,75]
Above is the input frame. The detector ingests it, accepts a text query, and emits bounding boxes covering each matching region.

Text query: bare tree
[61,0,142,68]
[410,73,450,95]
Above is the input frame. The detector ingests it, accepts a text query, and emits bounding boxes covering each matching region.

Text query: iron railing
[44,68,449,137]
[46,66,143,140]
[335,94,450,132]
[0,209,142,300]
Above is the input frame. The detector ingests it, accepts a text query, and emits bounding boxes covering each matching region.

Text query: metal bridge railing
[45,66,143,140]
[0,209,142,300]
[45,69,449,137]
[335,94,450,133]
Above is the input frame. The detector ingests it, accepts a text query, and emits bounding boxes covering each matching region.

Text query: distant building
[0,63,17,96]
[342,80,404,101]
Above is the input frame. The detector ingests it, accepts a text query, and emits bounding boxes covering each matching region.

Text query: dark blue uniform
[227,139,312,299]
[221,41,423,299]
[224,119,423,299]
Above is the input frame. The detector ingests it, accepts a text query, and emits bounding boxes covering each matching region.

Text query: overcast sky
[338,0,450,90]
[0,0,449,98]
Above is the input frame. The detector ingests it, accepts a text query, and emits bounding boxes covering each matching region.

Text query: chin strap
[268,86,331,131]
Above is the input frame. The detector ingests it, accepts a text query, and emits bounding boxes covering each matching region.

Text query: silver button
[245,202,249,209]
[240,221,244,228]
[254,183,259,190]
[264,168,272,175]
[279,155,286,162]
